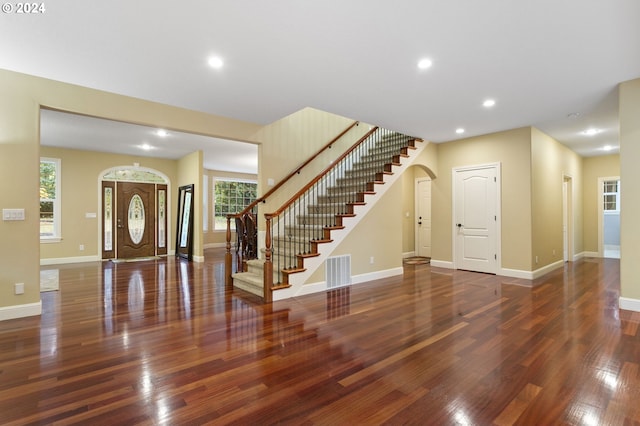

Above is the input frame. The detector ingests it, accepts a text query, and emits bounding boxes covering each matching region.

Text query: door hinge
[494,177,496,182]
[494,215,497,221]
[495,254,497,260]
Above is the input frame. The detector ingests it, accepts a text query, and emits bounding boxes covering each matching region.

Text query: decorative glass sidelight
[128,194,145,244]
[158,189,166,248]
[104,187,113,251]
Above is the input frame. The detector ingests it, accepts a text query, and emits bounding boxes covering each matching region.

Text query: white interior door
[454,166,497,274]
[563,180,569,261]
[416,178,432,257]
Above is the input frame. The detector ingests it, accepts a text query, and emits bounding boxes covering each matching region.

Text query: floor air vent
[326,255,352,289]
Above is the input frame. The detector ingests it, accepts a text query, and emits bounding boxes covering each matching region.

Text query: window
[214,179,257,230]
[203,175,209,232]
[40,158,61,240]
[603,179,620,213]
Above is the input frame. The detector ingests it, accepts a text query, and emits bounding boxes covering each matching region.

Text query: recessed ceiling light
[140,143,153,151]
[417,58,433,70]
[603,145,613,151]
[156,129,168,137]
[567,112,581,119]
[208,56,224,69]
[483,99,496,108]
[582,128,601,136]
[456,128,465,134]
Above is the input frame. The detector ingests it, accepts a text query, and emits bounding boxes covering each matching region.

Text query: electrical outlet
[535,256,539,264]
[79,244,85,251]
[15,283,24,295]
[370,256,374,264]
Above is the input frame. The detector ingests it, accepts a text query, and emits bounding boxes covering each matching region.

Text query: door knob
[457,223,463,228]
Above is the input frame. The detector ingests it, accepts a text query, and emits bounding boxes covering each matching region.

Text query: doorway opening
[562,175,574,262]
[415,177,432,258]
[598,177,620,259]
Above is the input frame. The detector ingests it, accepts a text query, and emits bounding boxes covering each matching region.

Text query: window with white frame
[40,157,61,240]
[213,179,257,230]
[603,179,620,213]
[203,175,209,232]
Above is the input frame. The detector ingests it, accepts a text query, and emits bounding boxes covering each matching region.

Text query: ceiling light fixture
[156,129,168,137]
[483,99,496,108]
[417,58,433,70]
[208,56,224,69]
[582,128,601,136]
[456,128,465,134]
[603,145,613,151]
[140,143,153,151]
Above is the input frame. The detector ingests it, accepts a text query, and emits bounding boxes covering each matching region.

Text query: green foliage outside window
[214,180,257,230]
[40,160,57,237]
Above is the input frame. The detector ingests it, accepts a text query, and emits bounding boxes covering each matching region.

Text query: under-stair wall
[271,136,428,300]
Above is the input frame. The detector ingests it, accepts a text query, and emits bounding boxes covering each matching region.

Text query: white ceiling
[3,0,640,164]
[39,109,258,173]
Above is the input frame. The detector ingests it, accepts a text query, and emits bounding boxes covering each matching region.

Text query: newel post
[225,215,233,289]
[263,215,273,303]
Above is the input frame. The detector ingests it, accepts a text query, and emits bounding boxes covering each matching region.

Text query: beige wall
[531,127,583,267]
[620,78,640,302]
[433,127,533,271]
[0,69,261,316]
[177,151,203,260]
[255,108,371,221]
[307,178,404,283]
[582,154,620,253]
[39,146,179,261]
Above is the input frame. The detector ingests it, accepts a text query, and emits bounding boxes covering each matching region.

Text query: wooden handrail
[265,126,379,219]
[225,120,360,286]
[234,120,359,217]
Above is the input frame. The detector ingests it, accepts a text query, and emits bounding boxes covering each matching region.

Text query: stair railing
[263,128,415,301]
[225,120,360,287]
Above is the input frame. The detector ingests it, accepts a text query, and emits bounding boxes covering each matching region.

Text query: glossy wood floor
[1,250,638,425]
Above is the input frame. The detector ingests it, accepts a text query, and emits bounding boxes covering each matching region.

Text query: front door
[117,182,156,259]
[454,165,498,274]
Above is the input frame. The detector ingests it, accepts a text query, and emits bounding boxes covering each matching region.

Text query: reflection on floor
[40,269,59,292]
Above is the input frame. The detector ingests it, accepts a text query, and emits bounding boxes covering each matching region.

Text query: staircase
[232,128,422,300]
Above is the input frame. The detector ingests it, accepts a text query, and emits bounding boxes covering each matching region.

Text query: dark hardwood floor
[1,250,638,425]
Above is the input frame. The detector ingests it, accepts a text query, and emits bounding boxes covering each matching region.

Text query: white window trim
[603,179,620,214]
[213,177,258,231]
[203,175,209,232]
[40,157,62,243]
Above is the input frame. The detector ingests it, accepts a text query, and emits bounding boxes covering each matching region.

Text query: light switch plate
[2,209,25,221]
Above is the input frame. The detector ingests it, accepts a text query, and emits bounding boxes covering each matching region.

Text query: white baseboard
[499,268,534,280]
[193,255,205,263]
[580,251,599,259]
[293,267,404,298]
[0,301,42,321]
[424,259,565,280]
[402,251,416,259]
[530,259,565,279]
[40,255,100,266]
[619,297,640,312]
[430,259,454,269]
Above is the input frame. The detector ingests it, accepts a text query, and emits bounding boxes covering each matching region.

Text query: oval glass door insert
[128,194,145,244]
